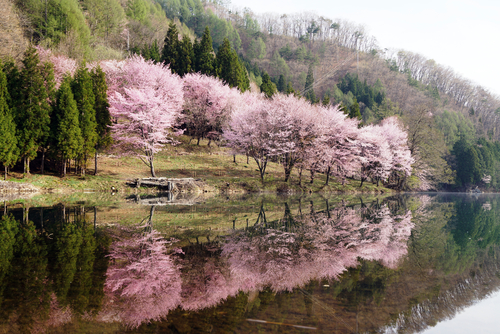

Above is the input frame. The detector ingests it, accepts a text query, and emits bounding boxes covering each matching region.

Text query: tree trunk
[325,167,331,185]
[41,148,45,175]
[150,160,156,177]
[310,170,315,184]
[94,150,98,175]
[233,155,236,163]
[63,160,67,177]
[298,168,302,187]
[4,165,6,181]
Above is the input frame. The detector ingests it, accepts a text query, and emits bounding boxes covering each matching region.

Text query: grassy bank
[6,136,393,194]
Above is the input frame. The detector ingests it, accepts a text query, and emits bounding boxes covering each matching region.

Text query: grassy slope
[8,135,392,194]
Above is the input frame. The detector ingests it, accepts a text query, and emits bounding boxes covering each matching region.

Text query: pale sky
[229,0,500,97]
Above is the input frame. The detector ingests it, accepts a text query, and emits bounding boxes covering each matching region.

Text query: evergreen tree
[0,62,18,180]
[304,64,317,103]
[194,26,215,75]
[161,22,180,73]
[215,38,249,92]
[72,66,97,176]
[16,46,51,175]
[322,94,330,106]
[277,74,286,92]
[91,66,112,175]
[260,72,276,98]
[348,97,362,120]
[176,35,193,77]
[286,81,297,96]
[149,40,161,64]
[54,77,83,177]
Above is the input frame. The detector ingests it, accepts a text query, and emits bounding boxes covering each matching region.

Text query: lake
[1,192,499,333]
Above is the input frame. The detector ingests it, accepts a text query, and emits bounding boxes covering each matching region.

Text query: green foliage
[215,38,249,92]
[177,35,194,77]
[15,0,91,56]
[260,72,276,98]
[53,77,83,164]
[161,22,180,72]
[72,66,97,165]
[0,63,18,175]
[304,64,317,103]
[453,137,482,187]
[247,37,266,59]
[82,0,125,41]
[435,110,476,148]
[91,66,112,151]
[194,26,215,75]
[16,47,52,170]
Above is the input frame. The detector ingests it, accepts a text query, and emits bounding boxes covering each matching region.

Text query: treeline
[0,46,111,178]
[134,24,249,91]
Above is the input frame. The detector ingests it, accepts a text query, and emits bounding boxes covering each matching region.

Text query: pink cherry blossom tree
[224,93,321,183]
[182,73,240,146]
[356,125,393,186]
[308,105,361,185]
[35,46,78,88]
[379,116,414,189]
[104,56,184,177]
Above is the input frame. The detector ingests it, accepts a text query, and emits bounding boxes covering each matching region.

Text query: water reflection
[2,194,500,332]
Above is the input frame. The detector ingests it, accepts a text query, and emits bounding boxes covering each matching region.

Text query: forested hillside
[1,0,500,191]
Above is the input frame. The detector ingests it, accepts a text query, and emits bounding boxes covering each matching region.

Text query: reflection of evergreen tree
[1,220,50,332]
[0,215,18,305]
[68,221,96,313]
[50,210,83,304]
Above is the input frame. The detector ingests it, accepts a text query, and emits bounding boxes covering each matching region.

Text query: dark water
[1,193,500,333]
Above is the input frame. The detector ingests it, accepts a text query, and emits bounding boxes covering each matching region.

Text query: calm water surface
[1,193,499,333]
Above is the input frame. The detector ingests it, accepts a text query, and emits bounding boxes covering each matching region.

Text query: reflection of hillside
[385,249,500,333]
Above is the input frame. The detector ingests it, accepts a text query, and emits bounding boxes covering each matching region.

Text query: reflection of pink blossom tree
[102,227,182,328]
[102,56,184,177]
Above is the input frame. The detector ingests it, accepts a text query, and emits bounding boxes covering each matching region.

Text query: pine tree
[149,40,161,64]
[194,26,215,75]
[176,35,193,77]
[0,62,18,180]
[215,38,249,92]
[286,81,297,96]
[72,66,97,176]
[322,94,330,106]
[161,22,180,73]
[260,72,276,98]
[348,98,362,120]
[277,74,286,92]
[91,66,111,175]
[16,46,51,175]
[54,77,83,177]
[304,64,317,103]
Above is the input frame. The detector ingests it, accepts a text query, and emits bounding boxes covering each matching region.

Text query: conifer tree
[348,98,362,120]
[215,38,249,92]
[260,72,276,98]
[149,40,161,64]
[91,66,111,175]
[194,26,215,75]
[16,46,51,175]
[54,77,83,177]
[322,95,330,106]
[277,74,286,92]
[304,64,317,103]
[0,62,18,180]
[176,35,193,77]
[72,66,97,176]
[161,22,180,73]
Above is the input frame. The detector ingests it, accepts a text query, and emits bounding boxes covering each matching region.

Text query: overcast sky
[228,0,500,96]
